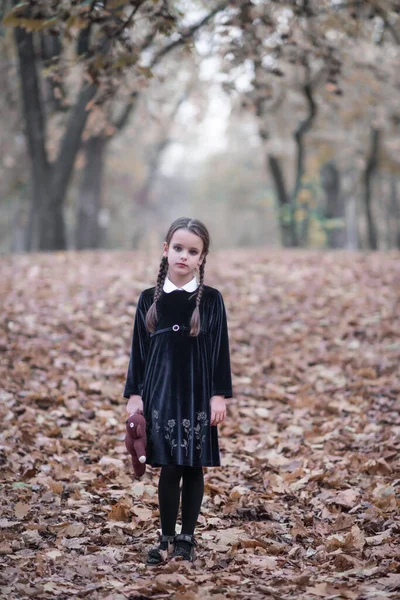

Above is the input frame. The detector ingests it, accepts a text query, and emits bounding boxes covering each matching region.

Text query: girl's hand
[210,395,226,426]
[126,395,143,415]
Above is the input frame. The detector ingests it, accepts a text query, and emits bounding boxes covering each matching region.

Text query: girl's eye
[173,245,198,255]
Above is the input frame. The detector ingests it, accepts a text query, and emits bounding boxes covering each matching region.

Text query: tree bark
[268,154,298,247]
[14,26,50,251]
[293,83,317,247]
[75,136,106,249]
[38,79,96,250]
[363,127,380,250]
[320,160,346,248]
[345,196,358,250]
[40,33,65,113]
[74,94,139,248]
[389,176,400,249]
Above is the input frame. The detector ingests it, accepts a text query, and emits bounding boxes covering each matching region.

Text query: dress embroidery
[152,409,161,433]
[164,419,177,456]
[194,411,208,458]
[181,419,192,457]
[151,413,209,459]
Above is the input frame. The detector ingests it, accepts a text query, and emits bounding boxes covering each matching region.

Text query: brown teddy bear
[125,411,147,478]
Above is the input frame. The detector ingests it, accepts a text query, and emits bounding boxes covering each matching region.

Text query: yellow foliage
[137,66,153,78]
[308,146,334,176]
[294,208,307,222]
[65,15,88,32]
[379,147,400,175]
[94,55,105,70]
[308,216,326,248]
[113,54,138,70]
[2,14,57,32]
[324,218,345,231]
[297,189,313,205]
[108,0,131,8]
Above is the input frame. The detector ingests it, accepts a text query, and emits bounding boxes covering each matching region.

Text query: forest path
[1,248,399,600]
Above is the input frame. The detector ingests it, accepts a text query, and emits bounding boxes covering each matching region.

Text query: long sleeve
[210,292,233,399]
[123,292,150,399]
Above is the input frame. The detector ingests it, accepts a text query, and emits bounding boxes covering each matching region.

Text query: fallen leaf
[14,502,31,519]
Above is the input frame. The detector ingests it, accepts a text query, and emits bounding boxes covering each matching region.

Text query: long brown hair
[145,217,210,336]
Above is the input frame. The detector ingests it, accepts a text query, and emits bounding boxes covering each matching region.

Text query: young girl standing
[123,217,233,565]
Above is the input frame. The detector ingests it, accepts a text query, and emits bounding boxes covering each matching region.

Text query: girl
[124,217,233,565]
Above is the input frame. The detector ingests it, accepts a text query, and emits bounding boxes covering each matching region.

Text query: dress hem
[148,461,221,467]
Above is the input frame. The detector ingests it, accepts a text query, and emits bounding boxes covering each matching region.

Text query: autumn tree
[216,0,400,248]
[0,23,28,253]
[4,0,226,251]
[74,8,222,249]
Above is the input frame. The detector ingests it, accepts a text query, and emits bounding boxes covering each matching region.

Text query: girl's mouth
[176,263,187,267]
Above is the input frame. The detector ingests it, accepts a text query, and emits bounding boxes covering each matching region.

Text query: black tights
[158,465,204,536]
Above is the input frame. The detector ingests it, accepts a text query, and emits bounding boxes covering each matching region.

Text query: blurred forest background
[1,0,400,254]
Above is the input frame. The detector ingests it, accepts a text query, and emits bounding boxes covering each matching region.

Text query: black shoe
[171,533,198,562]
[146,534,175,566]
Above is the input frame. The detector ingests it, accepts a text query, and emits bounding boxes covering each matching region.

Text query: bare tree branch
[150,2,229,67]
[52,81,97,197]
[114,0,147,37]
[112,91,139,132]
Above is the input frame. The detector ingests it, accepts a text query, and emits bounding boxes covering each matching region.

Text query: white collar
[163,275,199,293]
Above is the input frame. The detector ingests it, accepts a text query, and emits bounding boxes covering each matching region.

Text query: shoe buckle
[160,534,175,543]
[177,533,196,545]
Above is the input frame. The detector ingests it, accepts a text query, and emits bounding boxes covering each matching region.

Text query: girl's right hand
[126,395,143,415]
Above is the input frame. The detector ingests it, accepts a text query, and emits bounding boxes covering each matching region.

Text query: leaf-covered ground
[1,248,399,600]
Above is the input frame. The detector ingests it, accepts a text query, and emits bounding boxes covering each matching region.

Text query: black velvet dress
[123,285,233,467]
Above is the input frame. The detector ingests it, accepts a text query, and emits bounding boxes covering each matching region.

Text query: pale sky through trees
[158,26,255,176]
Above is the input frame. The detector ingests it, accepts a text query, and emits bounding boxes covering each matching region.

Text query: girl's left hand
[210,395,226,426]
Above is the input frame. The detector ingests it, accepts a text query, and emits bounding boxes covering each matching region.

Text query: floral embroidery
[181,418,192,457]
[152,409,161,433]
[194,411,208,458]
[164,419,177,456]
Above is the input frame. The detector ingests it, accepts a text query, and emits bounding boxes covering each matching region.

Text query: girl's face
[163,229,204,282]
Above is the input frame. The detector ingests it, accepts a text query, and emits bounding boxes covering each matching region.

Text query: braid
[197,259,206,308]
[154,256,168,303]
[190,257,206,336]
[146,256,168,332]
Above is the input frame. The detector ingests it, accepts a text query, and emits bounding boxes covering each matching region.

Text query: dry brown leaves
[0,248,399,600]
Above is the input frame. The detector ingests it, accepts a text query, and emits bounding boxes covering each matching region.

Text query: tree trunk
[14,26,50,251]
[75,136,107,249]
[293,83,317,247]
[345,196,358,250]
[49,81,97,248]
[135,136,172,208]
[40,32,65,113]
[15,25,97,251]
[320,160,346,248]
[363,127,380,250]
[11,198,29,253]
[389,176,400,249]
[268,154,298,247]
